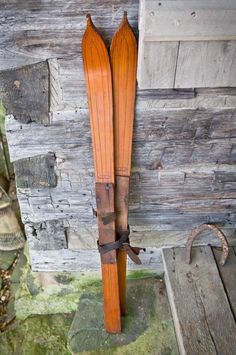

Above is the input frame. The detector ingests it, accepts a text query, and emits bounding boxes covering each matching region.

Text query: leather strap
[97,228,145,265]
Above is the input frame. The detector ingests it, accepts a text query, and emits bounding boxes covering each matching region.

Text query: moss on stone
[68,277,178,355]
[0,245,178,355]
[14,245,103,320]
[127,269,161,280]
[0,314,73,355]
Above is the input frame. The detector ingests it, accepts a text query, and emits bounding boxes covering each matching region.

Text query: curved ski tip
[86,14,93,27]
[118,11,129,29]
[122,11,128,24]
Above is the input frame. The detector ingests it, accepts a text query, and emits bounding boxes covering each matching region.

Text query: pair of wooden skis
[82,13,139,333]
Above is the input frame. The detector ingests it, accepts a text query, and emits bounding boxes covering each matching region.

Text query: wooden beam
[14,153,57,188]
[0,62,50,124]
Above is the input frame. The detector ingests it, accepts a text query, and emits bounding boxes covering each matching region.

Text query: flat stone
[0,246,178,354]
[0,314,73,355]
[68,276,179,354]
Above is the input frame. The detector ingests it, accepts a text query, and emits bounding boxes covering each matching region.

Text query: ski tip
[122,11,128,24]
[86,14,93,27]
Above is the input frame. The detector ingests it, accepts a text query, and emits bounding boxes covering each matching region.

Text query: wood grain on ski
[82,15,114,184]
[115,175,130,315]
[82,15,121,333]
[110,12,137,177]
[110,13,138,315]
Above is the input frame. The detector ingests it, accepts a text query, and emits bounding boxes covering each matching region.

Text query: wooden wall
[138,0,236,89]
[0,0,236,271]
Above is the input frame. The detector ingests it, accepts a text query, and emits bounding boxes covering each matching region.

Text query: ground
[0,246,178,354]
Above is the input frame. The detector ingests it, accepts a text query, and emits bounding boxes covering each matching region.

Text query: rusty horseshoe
[186,224,229,266]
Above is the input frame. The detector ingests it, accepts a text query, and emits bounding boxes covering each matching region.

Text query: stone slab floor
[0,246,178,355]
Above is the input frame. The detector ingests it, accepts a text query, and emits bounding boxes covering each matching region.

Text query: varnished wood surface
[82,16,121,333]
[111,14,137,315]
[117,250,127,315]
[101,263,121,333]
[82,15,114,183]
[115,176,130,315]
[110,13,137,177]
[163,246,236,355]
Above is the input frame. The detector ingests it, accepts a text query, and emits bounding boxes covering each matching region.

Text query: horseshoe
[186,224,229,266]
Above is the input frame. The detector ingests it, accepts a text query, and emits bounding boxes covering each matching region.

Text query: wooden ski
[110,12,138,315]
[82,15,121,333]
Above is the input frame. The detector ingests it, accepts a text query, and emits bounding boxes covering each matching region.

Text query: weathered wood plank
[131,228,236,249]
[175,41,236,88]
[29,247,163,272]
[49,55,236,110]
[25,220,67,251]
[55,56,236,109]
[24,211,236,256]
[0,62,50,124]
[141,0,236,42]
[195,88,236,97]
[162,246,236,355]
[58,58,235,109]
[58,58,196,109]
[137,41,179,89]
[14,153,57,188]
[0,1,139,71]
[6,108,236,164]
[137,88,195,100]
[48,58,64,112]
[1,2,236,94]
[6,106,236,235]
[138,0,236,89]
[213,247,236,318]
[13,163,236,224]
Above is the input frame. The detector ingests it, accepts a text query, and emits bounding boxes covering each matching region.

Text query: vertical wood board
[137,41,179,89]
[175,41,236,88]
[213,247,236,319]
[162,246,236,355]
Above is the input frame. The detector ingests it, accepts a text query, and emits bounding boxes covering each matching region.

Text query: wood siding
[0,0,235,271]
[138,0,236,89]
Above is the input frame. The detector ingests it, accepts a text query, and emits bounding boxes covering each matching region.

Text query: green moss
[0,314,73,355]
[68,277,178,355]
[0,246,178,355]
[14,245,103,320]
[0,101,6,134]
[16,271,104,319]
[127,269,161,280]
